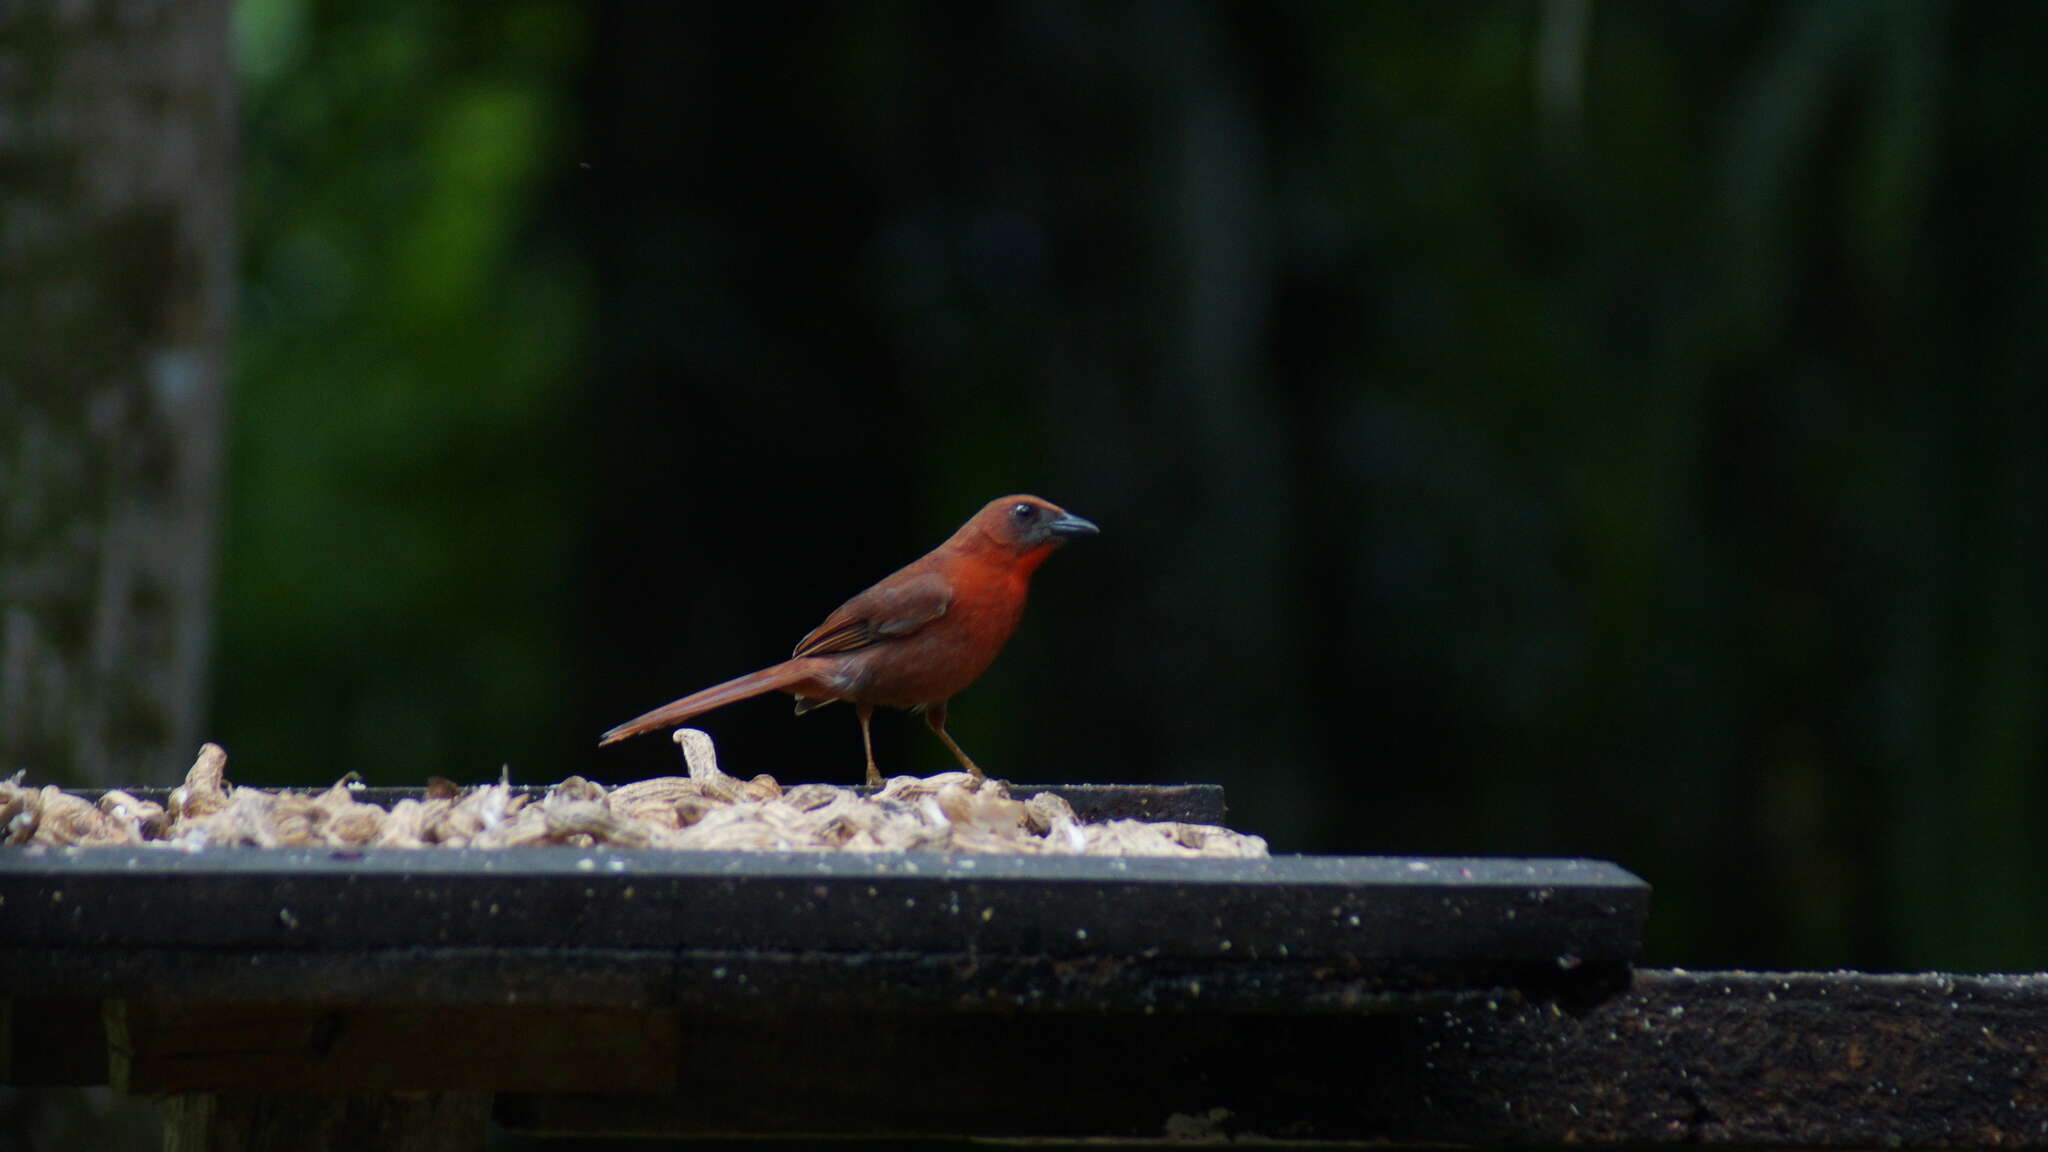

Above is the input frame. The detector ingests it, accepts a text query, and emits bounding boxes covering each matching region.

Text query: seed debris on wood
[0,732,1267,858]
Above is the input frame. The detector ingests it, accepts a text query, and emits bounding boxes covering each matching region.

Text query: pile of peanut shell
[0,732,1267,858]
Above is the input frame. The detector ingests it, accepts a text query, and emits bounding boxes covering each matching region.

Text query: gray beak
[1047,512,1100,540]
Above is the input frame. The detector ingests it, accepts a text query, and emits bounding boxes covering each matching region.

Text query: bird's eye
[1011,502,1038,523]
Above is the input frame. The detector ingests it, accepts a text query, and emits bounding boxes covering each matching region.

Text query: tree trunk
[0,0,233,787]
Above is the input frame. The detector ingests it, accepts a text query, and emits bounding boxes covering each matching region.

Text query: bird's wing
[792,570,952,658]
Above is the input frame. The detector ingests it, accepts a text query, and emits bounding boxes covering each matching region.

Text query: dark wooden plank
[163,1092,489,1152]
[496,970,2048,1146]
[0,948,677,1011]
[17,968,2035,1144]
[109,1002,673,1093]
[1007,782,1225,823]
[0,853,1648,1009]
[0,944,1591,1017]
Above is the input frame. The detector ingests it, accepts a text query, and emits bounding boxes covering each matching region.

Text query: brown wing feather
[793,570,952,658]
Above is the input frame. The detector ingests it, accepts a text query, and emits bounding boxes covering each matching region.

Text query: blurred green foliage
[215,1,2046,974]
[220,0,588,787]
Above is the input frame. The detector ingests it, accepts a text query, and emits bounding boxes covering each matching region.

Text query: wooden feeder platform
[3,779,2043,1149]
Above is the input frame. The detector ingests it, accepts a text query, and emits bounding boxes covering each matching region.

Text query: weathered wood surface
[11,971,2041,1144]
[494,970,2048,1146]
[0,851,1647,1011]
[0,836,2037,1148]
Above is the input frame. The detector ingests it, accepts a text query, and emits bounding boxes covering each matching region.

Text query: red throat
[1010,542,1057,577]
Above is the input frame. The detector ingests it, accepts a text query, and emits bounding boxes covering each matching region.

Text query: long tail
[598,658,830,746]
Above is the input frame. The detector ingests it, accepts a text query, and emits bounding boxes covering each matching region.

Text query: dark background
[214,2,2046,973]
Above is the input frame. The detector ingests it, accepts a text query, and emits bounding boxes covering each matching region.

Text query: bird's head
[961,494,1099,565]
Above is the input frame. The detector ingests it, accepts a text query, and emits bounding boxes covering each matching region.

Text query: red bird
[599,495,1099,784]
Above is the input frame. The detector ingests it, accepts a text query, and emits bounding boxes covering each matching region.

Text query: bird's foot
[864,761,884,788]
[925,719,988,784]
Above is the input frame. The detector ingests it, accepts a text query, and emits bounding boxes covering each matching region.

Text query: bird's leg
[857,703,882,787]
[922,701,986,781]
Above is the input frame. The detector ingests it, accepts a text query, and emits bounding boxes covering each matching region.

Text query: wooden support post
[163,1093,489,1152]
